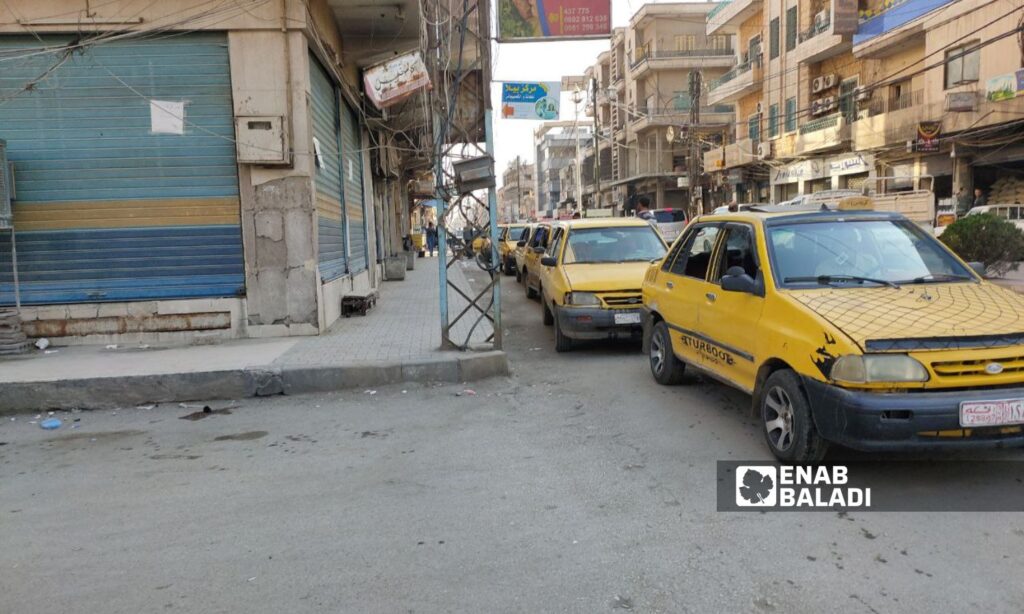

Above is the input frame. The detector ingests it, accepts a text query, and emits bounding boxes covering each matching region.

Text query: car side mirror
[968,261,987,278]
[721,266,757,294]
[517,240,527,247]
[532,246,545,254]
[541,256,557,267]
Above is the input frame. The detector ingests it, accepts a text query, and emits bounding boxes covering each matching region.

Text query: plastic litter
[39,418,62,430]
[34,338,50,350]
[44,349,58,354]
[105,344,118,350]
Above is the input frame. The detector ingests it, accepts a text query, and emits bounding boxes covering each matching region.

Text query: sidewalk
[0,257,506,413]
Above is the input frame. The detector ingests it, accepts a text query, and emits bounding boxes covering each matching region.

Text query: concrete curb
[0,350,509,414]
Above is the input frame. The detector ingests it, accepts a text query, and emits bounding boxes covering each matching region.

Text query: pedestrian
[955,188,972,216]
[727,199,739,213]
[973,187,988,209]
[425,222,438,257]
[636,195,653,220]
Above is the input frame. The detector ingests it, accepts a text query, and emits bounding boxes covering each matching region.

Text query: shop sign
[772,154,870,184]
[498,0,611,42]
[945,92,976,112]
[726,169,744,185]
[364,52,431,109]
[501,82,560,120]
[915,121,941,153]
[986,73,1017,103]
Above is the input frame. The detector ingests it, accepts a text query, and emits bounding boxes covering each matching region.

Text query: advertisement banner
[916,121,941,153]
[986,73,1016,103]
[363,51,431,109]
[498,0,611,42]
[500,82,560,120]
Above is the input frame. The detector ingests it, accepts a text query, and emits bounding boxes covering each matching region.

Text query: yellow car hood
[788,282,1024,350]
[564,262,650,292]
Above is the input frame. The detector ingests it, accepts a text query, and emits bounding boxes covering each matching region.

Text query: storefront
[770,153,875,203]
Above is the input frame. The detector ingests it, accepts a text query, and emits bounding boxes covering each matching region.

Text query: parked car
[647,208,688,244]
[710,203,761,215]
[535,218,668,351]
[522,222,559,299]
[513,224,537,283]
[966,204,1024,231]
[641,200,1024,461]
[779,190,861,208]
[500,224,530,275]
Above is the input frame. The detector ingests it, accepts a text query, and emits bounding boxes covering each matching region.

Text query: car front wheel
[649,321,685,385]
[760,370,828,462]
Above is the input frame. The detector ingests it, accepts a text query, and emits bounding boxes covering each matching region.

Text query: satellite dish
[666,126,675,144]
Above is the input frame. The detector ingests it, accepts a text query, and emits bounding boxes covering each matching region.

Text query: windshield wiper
[784,275,901,289]
[898,273,974,284]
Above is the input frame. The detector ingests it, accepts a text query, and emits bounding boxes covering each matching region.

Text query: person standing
[636,195,653,220]
[955,188,972,216]
[426,222,438,257]
[973,187,988,209]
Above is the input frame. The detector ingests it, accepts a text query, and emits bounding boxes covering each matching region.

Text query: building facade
[498,157,535,222]
[0,0,421,344]
[534,123,590,219]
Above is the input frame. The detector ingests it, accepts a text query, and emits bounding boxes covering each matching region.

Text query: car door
[652,222,723,367]
[525,224,550,290]
[699,222,765,392]
[540,226,568,307]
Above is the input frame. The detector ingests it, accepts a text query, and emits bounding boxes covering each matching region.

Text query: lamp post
[572,86,584,215]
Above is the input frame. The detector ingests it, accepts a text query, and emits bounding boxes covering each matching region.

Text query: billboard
[363,51,431,109]
[498,0,611,42]
[500,81,560,120]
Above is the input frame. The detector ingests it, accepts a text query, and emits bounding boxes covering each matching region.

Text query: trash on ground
[463,389,476,396]
[136,405,156,410]
[39,418,62,430]
[363,389,377,395]
[34,338,50,350]
[43,350,58,355]
[105,344,118,350]
[180,406,236,421]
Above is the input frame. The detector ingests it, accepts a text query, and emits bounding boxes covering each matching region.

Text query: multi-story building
[583,3,736,215]
[498,157,535,222]
[704,0,1024,206]
[534,123,590,219]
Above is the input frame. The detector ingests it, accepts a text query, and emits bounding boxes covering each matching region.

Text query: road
[2,260,1024,613]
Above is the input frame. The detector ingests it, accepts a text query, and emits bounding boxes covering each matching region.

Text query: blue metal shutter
[309,54,347,281]
[339,102,368,273]
[0,33,243,305]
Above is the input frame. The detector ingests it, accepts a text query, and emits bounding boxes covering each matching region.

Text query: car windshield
[767,218,974,287]
[651,210,687,223]
[563,226,666,264]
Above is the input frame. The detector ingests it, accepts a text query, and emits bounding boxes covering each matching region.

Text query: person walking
[426,222,438,257]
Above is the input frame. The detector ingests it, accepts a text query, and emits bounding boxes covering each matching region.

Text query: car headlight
[830,354,929,384]
[564,292,600,306]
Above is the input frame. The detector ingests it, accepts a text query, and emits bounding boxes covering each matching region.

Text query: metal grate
[0,139,10,229]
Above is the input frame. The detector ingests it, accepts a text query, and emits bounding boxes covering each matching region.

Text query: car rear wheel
[553,308,573,352]
[761,370,828,463]
[649,321,685,385]
[525,274,538,299]
[542,299,554,326]
[515,266,523,283]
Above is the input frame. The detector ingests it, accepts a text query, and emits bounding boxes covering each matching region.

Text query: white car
[711,203,761,215]
[647,208,688,243]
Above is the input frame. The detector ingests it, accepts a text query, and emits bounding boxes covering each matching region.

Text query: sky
[490,0,641,188]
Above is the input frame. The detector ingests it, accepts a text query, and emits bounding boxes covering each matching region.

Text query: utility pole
[515,156,521,221]
[591,77,600,212]
[572,87,583,215]
[687,70,703,219]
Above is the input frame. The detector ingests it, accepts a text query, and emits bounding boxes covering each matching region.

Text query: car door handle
[666,281,674,289]
[705,292,717,302]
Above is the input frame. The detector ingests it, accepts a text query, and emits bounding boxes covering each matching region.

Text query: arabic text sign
[498,0,611,42]
[363,51,431,109]
[501,82,561,120]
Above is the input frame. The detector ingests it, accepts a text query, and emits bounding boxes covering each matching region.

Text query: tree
[939,213,1024,277]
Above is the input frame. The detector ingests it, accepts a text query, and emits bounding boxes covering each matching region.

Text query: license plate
[614,312,641,325]
[960,398,1024,427]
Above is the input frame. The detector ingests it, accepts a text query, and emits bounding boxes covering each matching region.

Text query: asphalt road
[2,261,1024,613]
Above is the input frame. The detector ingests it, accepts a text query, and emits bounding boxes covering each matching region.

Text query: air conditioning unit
[814,10,829,30]
[823,74,838,90]
[811,77,825,93]
[755,101,763,114]
[757,141,773,160]
[811,99,824,115]
[855,87,872,103]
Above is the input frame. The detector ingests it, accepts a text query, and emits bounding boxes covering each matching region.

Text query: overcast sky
[491,0,643,187]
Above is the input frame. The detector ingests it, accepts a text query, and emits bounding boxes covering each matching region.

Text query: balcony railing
[798,12,831,43]
[866,89,924,117]
[708,56,762,91]
[637,104,736,118]
[706,0,732,23]
[799,113,840,135]
[630,47,735,68]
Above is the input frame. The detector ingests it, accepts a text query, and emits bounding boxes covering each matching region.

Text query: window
[748,35,762,63]
[546,228,564,258]
[675,35,695,51]
[768,104,779,138]
[785,97,796,132]
[748,114,761,143]
[785,6,797,51]
[530,226,549,248]
[713,225,759,282]
[670,224,721,279]
[769,17,780,59]
[945,43,979,88]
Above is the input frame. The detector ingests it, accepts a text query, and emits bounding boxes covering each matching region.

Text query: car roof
[561,218,658,229]
[695,206,907,225]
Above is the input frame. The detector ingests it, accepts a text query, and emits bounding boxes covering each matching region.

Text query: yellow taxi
[535,218,668,351]
[513,224,537,283]
[641,200,1024,461]
[500,223,530,275]
[520,222,556,294]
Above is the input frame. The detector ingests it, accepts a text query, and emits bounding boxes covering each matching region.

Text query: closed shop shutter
[309,54,347,281]
[0,34,243,305]
[808,178,830,193]
[844,173,869,191]
[340,102,368,273]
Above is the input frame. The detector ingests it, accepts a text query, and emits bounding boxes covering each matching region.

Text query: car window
[531,226,549,248]
[546,228,564,258]
[670,225,720,279]
[661,225,694,271]
[652,210,687,223]
[712,225,758,282]
[562,226,667,264]
[517,227,532,242]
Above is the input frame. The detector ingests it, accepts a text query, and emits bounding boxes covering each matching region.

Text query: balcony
[629,47,735,78]
[854,0,954,54]
[706,0,763,36]
[703,137,756,171]
[707,56,763,105]
[795,114,850,154]
[793,0,858,65]
[631,103,736,133]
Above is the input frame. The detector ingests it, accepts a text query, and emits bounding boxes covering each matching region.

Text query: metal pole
[516,156,521,221]
[434,121,451,348]
[485,110,502,349]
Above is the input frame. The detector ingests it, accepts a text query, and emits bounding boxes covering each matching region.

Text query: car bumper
[802,377,1024,451]
[556,306,644,340]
